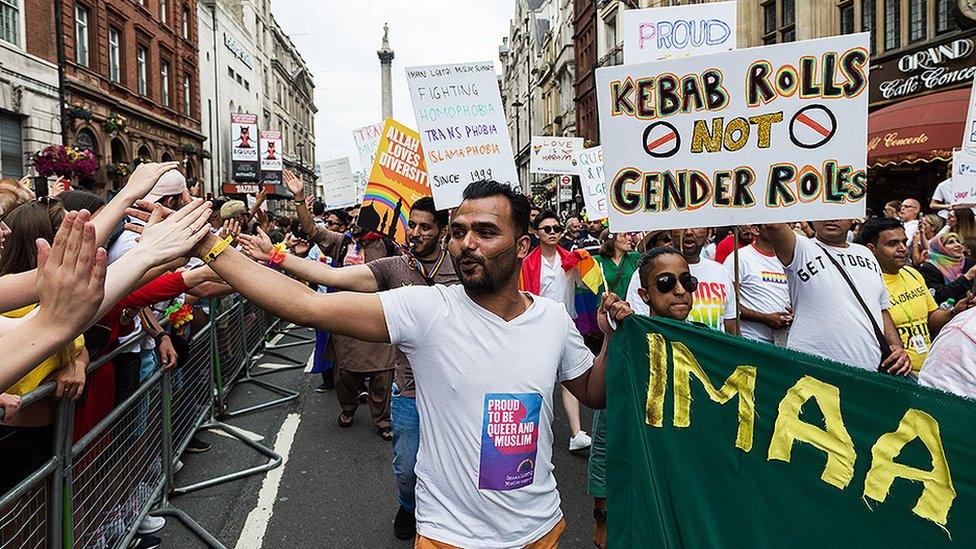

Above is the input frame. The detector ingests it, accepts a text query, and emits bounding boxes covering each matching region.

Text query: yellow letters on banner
[863,409,956,527]
[671,342,756,452]
[767,376,856,489]
[645,334,668,427]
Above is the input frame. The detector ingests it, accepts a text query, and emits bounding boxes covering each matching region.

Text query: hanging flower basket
[66,106,93,122]
[106,162,131,178]
[31,145,98,179]
[102,115,127,135]
[181,143,196,156]
[198,149,212,160]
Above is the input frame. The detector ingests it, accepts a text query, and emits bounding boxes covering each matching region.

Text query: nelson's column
[378,23,394,120]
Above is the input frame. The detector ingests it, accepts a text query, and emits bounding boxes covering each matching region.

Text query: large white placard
[530,136,584,175]
[353,122,384,173]
[321,157,359,209]
[596,34,870,231]
[951,149,976,206]
[963,80,976,155]
[572,146,608,220]
[406,61,519,209]
[623,1,736,64]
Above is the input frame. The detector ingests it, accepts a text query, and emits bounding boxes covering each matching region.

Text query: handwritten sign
[572,146,608,220]
[530,136,584,175]
[596,34,869,232]
[360,119,430,244]
[964,79,976,155]
[321,157,359,209]
[406,61,519,209]
[259,130,282,184]
[353,122,384,173]
[952,149,976,206]
[623,1,736,64]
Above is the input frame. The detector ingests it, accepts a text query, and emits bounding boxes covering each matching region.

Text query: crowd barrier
[0,296,300,549]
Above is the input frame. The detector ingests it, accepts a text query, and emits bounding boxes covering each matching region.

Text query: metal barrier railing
[0,296,305,548]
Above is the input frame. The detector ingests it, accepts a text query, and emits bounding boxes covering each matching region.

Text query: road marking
[234,413,301,549]
[209,424,265,443]
[304,351,314,373]
[253,362,301,371]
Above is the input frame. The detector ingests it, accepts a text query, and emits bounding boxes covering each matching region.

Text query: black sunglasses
[654,272,698,294]
[539,225,563,235]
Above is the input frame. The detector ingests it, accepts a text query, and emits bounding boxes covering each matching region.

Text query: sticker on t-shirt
[478,393,542,491]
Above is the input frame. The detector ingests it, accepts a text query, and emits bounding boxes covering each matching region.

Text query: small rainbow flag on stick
[565,249,604,295]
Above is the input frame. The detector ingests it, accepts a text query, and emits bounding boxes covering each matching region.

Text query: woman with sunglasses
[588,247,694,549]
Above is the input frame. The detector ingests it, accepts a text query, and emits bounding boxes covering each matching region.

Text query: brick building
[59,0,205,192]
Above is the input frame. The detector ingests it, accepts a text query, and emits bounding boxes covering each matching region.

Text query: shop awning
[867,87,969,168]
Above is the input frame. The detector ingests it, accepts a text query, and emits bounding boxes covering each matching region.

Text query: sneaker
[315,381,333,392]
[569,431,592,452]
[129,534,161,549]
[357,390,369,403]
[137,515,165,535]
[185,436,211,453]
[393,505,416,540]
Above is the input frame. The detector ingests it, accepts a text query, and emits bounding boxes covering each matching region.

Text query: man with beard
[588,246,695,549]
[285,170,398,440]
[625,228,738,334]
[175,180,632,548]
[764,220,912,373]
[239,196,455,540]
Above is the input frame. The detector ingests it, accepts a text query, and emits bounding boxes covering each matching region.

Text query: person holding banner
[588,246,694,549]
[240,196,456,541]
[132,180,633,548]
[764,221,911,374]
[722,225,792,346]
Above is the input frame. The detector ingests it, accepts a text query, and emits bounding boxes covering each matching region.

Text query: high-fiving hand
[238,227,274,263]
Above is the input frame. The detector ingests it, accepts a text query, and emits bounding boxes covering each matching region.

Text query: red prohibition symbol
[642,121,681,158]
[789,104,837,149]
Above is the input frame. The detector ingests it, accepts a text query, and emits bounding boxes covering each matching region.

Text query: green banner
[607,316,976,548]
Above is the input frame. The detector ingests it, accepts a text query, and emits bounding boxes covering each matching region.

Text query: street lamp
[511,100,523,159]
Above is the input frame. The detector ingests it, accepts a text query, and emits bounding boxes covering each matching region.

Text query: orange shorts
[414,518,567,549]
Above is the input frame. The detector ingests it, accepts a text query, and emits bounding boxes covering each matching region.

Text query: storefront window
[839,1,855,35]
[909,0,926,43]
[884,0,901,51]
[862,0,876,54]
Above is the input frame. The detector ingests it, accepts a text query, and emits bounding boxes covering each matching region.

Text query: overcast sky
[273,0,516,174]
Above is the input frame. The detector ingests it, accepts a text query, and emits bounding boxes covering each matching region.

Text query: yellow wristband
[203,236,234,264]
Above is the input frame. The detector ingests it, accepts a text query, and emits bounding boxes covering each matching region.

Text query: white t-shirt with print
[380,284,594,548]
[625,258,737,332]
[919,308,976,398]
[932,179,952,219]
[784,236,889,370]
[723,244,791,343]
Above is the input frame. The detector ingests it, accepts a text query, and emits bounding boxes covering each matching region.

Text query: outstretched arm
[239,229,378,292]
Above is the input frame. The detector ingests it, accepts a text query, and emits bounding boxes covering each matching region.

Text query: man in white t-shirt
[765,221,911,373]
[899,198,921,245]
[918,307,976,397]
[930,178,953,220]
[723,225,792,345]
[191,180,633,548]
[626,228,738,333]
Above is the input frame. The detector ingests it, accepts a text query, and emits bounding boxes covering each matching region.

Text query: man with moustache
[187,180,633,548]
[239,196,454,540]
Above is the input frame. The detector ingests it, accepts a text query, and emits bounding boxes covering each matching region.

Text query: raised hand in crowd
[283,169,304,197]
[218,218,242,242]
[238,227,274,263]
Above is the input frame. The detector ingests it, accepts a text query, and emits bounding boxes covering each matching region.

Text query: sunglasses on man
[538,225,563,235]
[654,272,698,294]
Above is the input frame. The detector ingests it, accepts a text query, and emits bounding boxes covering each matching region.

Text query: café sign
[870,35,976,104]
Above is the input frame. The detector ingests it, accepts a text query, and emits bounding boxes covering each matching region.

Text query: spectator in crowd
[917,232,976,304]
[588,246,694,549]
[527,204,542,249]
[560,217,582,250]
[586,218,605,239]
[0,199,89,495]
[574,217,601,254]
[636,230,674,254]
[723,225,792,345]
[899,198,922,245]
[306,208,352,392]
[920,214,945,242]
[627,228,738,334]
[764,221,911,374]
[861,217,972,374]
[918,307,976,397]
[520,211,592,452]
[714,225,755,264]
[953,207,976,256]
[884,200,902,219]
[930,177,954,219]
[594,230,640,299]
[0,176,34,213]
[241,196,455,541]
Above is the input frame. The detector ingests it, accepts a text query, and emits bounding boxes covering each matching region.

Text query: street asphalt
[157,324,596,548]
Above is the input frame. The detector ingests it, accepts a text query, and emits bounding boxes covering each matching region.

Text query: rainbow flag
[574,249,604,295]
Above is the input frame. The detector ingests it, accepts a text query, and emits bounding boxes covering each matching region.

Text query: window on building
[862,0,876,53]
[159,0,168,24]
[761,0,795,44]
[137,46,148,95]
[75,4,90,67]
[227,67,234,79]
[182,5,190,38]
[244,80,249,91]
[0,0,20,46]
[160,60,170,107]
[75,127,97,153]
[909,0,927,42]
[108,27,121,83]
[936,0,956,33]
[0,112,23,179]
[183,73,191,114]
[839,1,855,35]
[884,0,901,51]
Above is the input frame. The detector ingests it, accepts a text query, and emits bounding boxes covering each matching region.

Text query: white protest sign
[951,149,976,206]
[321,157,359,209]
[963,79,976,155]
[572,146,608,220]
[406,61,519,209]
[353,122,384,174]
[596,34,870,232]
[623,1,736,64]
[530,136,584,174]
